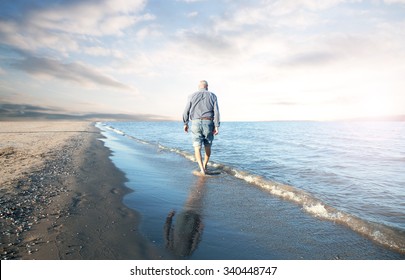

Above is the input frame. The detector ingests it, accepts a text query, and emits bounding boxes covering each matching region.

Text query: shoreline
[0,121,160,259]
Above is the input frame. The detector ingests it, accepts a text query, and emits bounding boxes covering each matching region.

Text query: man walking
[183,80,220,175]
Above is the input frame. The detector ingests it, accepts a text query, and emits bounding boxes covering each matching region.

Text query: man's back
[183,89,220,128]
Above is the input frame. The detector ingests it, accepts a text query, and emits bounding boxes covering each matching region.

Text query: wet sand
[0,121,159,259]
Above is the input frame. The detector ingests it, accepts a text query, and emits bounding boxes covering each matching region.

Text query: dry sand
[0,121,160,259]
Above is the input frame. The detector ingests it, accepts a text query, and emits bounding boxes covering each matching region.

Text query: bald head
[199,80,208,90]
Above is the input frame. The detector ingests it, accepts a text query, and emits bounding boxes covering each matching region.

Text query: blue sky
[1,0,405,121]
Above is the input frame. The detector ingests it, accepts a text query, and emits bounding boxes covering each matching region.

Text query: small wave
[101,124,126,136]
[218,166,405,254]
[103,123,405,254]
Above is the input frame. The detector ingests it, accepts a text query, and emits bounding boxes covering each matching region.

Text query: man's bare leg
[194,146,206,175]
[203,145,211,170]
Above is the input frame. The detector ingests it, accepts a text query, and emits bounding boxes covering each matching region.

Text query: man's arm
[183,97,192,133]
[213,97,220,134]
[183,103,191,125]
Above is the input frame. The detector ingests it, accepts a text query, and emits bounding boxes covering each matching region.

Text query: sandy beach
[0,121,159,259]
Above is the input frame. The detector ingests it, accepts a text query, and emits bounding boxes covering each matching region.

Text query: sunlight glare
[359,94,392,119]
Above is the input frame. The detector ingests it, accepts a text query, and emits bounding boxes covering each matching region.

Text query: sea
[97,121,405,259]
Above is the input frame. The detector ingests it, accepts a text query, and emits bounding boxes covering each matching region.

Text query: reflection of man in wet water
[183,80,220,175]
[164,177,206,257]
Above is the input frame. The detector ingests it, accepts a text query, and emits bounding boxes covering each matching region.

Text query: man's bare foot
[192,170,206,176]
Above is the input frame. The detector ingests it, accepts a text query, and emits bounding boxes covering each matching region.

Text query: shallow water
[97,122,405,259]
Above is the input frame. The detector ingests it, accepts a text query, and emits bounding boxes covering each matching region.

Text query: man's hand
[213,126,219,135]
[184,124,189,133]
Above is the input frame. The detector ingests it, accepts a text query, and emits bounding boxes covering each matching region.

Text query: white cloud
[176,0,204,2]
[83,47,124,58]
[268,0,347,15]
[111,53,159,78]
[135,25,162,41]
[0,20,80,55]
[146,0,405,119]
[383,0,405,4]
[11,56,134,91]
[0,0,152,96]
[29,0,150,36]
[0,0,153,55]
[186,11,199,18]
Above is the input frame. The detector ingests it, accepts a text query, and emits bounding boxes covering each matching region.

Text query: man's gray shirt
[183,89,220,127]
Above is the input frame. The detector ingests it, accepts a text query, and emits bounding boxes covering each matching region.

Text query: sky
[1,0,405,121]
